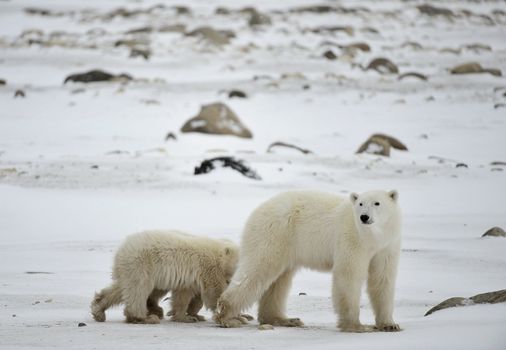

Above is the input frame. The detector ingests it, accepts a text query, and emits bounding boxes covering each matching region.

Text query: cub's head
[218,240,240,283]
[350,190,399,227]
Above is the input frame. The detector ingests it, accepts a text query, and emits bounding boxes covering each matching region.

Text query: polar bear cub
[215,190,402,332]
[91,230,239,324]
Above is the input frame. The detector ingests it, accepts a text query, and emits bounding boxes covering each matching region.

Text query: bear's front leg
[332,262,371,332]
[368,245,401,332]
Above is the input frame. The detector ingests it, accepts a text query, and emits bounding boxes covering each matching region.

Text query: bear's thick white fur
[215,190,402,332]
[91,230,239,324]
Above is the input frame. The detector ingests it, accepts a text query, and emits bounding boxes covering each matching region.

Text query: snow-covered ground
[1,0,505,349]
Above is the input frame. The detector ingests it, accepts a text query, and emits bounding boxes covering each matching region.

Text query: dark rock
[490,161,506,166]
[323,50,337,60]
[365,58,399,74]
[248,9,271,27]
[482,227,506,238]
[159,24,186,33]
[425,290,506,316]
[194,157,261,180]
[130,48,151,60]
[291,6,335,13]
[24,7,53,16]
[180,102,252,138]
[463,43,492,52]
[173,6,191,15]
[341,42,371,52]
[215,7,231,15]
[455,163,468,168]
[114,39,148,48]
[307,26,354,36]
[228,90,248,99]
[494,103,506,109]
[299,293,307,296]
[78,322,87,327]
[14,90,26,98]
[0,79,6,85]
[302,84,311,90]
[125,26,153,34]
[64,70,133,84]
[398,72,428,81]
[25,271,54,274]
[417,4,455,17]
[165,132,177,141]
[267,141,313,155]
[186,27,232,46]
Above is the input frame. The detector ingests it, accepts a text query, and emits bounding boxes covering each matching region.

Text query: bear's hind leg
[91,282,123,322]
[187,294,205,321]
[215,261,288,328]
[147,289,167,320]
[258,269,303,327]
[170,289,200,323]
[123,279,160,324]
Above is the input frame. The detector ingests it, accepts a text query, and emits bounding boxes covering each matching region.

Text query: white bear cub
[91,230,239,324]
[215,190,402,332]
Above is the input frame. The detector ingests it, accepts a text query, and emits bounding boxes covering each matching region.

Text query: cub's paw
[170,315,199,323]
[218,318,244,328]
[126,314,160,324]
[191,314,206,322]
[375,323,401,332]
[240,314,254,321]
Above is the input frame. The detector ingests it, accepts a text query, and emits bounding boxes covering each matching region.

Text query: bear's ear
[389,190,399,202]
[350,193,359,203]
[224,247,231,255]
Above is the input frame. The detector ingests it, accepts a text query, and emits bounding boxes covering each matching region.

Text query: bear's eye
[374,202,380,206]
[359,203,363,207]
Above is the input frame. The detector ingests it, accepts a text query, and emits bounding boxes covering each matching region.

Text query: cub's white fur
[215,190,402,332]
[91,230,239,324]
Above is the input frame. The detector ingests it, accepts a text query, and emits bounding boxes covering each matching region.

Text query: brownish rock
[425,290,506,316]
[186,27,232,46]
[482,227,506,238]
[450,62,502,77]
[356,134,407,157]
[181,102,252,138]
[365,58,398,74]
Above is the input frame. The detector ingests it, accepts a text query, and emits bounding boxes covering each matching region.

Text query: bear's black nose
[360,215,369,223]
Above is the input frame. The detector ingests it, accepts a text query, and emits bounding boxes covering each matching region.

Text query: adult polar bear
[215,190,402,332]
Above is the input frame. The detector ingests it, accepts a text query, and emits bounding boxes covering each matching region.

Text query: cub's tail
[91,282,122,322]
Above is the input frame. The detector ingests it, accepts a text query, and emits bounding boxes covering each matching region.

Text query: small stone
[323,50,337,60]
[64,70,132,84]
[455,163,468,168]
[12,314,16,317]
[165,132,177,141]
[78,322,87,327]
[186,27,232,46]
[0,79,6,85]
[482,227,506,238]
[14,90,26,98]
[130,48,151,60]
[228,90,247,98]
[299,292,307,296]
[90,165,99,169]
[44,299,53,303]
[258,324,274,330]
[248,9,271,27]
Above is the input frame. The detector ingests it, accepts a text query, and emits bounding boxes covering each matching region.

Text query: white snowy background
[1,0,505,349]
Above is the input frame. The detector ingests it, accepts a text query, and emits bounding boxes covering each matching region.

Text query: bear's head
[350,190,399,228]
